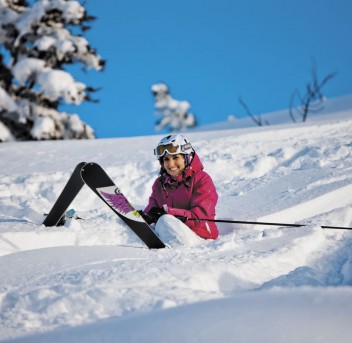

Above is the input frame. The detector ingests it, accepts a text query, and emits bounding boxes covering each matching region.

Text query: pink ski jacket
[145,153,219,239]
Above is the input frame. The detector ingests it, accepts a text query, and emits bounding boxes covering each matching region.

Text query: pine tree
[151,83,197,132]
[0,0,105,142]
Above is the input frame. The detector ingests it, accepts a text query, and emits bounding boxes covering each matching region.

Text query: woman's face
[162,153,186,177]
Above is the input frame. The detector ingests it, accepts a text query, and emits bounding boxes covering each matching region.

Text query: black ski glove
[137,210,155,225]
[148,207,167,221]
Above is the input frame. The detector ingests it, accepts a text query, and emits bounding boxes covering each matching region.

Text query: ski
[43,162,86,227]
[80,162,166,249]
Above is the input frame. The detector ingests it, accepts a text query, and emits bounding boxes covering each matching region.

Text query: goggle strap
[180,142,192,152]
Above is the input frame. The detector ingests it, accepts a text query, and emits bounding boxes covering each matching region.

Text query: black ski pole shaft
[321,225,352,230]
[185,217,305,227]
[184,217,352,230]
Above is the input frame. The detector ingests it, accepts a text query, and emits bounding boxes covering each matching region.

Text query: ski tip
[76,161,87,168]
[81,162,99,169]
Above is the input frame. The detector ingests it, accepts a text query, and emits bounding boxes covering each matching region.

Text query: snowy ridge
[0,104,352,341]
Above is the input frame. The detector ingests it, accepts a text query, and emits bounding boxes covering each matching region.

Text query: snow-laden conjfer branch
[13,57,86,104]
[0,0,105,141]
[151,83,197,132]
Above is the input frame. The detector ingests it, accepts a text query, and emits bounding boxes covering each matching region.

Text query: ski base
[81,163,166,249]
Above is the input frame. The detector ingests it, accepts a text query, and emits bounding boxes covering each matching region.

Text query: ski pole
[182,217,352,230]
[184,218,304,227]
[321,225,352,230]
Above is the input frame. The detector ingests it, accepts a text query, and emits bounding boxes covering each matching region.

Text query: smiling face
[162,153,186,177]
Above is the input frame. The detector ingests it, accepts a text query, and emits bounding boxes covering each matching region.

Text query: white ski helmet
[154,134,193,159]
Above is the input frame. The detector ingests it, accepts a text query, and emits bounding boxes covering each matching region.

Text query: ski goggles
[154,142,192,158]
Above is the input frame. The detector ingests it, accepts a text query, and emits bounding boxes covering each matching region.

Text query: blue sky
[68,0,352,138]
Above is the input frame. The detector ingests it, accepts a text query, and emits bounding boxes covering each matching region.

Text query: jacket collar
[183,152,203,178]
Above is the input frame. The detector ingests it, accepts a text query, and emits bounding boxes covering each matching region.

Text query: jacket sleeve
[167,172,218,226]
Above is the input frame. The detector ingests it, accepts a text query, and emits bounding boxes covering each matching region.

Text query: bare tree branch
[290,59,337,122]
[238,97,269,126]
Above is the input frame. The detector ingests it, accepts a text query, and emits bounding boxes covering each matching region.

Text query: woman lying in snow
[139,134,219,246]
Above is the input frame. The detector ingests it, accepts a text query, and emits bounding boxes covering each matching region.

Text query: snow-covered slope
[195,94,352,131]
[0,100,352,342]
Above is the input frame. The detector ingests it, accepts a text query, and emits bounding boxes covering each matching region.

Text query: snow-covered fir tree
[0,0,105,142]
[151,83,197,132]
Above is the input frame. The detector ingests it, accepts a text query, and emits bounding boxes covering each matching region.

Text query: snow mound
[0,105,352,341]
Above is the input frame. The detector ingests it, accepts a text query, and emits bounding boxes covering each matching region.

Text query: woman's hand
[148,207,167,220]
